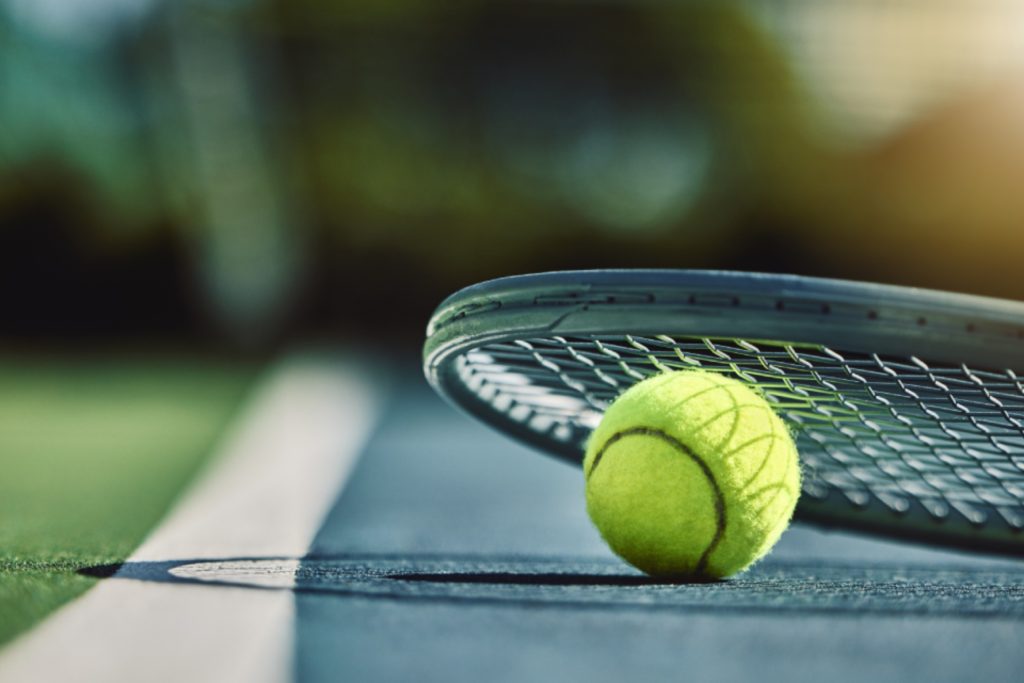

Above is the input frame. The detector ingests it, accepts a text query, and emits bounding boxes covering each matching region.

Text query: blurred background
[3,0,1024,348]
[6,0,1024,650]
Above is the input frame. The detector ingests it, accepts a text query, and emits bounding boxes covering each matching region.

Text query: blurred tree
[5,0,1024,343]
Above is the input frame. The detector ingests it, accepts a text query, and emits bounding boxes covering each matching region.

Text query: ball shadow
[391,572,718,586]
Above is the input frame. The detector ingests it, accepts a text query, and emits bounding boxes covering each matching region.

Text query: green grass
[0,354,256,646]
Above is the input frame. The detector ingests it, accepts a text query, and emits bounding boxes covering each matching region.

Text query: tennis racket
[423,270,1024,555]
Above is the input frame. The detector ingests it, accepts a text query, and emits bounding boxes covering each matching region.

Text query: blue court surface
[156,369,1023,682]
[287,379,1024,682]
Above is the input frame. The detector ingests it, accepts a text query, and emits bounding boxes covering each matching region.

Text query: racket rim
[422,269,1024,555]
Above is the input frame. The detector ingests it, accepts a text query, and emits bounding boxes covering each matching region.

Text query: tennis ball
[584,370,800,579]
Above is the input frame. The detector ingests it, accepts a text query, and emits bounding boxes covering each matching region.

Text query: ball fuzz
[584,370,801,579]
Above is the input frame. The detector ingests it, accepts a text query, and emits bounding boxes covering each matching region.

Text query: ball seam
[586,426,727,577]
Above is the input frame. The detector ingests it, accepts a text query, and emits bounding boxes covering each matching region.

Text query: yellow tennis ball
[584,370,801,579]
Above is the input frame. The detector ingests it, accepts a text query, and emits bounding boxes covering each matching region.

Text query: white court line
[0,353,384,683]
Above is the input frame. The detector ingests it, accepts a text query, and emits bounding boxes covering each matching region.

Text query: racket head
[423,270,1024,554]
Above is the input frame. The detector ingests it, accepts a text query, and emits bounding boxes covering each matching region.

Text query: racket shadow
[76,553,1024,618]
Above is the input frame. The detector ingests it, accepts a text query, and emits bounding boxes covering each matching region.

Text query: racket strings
[454,334,1024,530]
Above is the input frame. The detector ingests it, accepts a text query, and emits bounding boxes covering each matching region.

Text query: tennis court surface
[1,353,1022,682]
